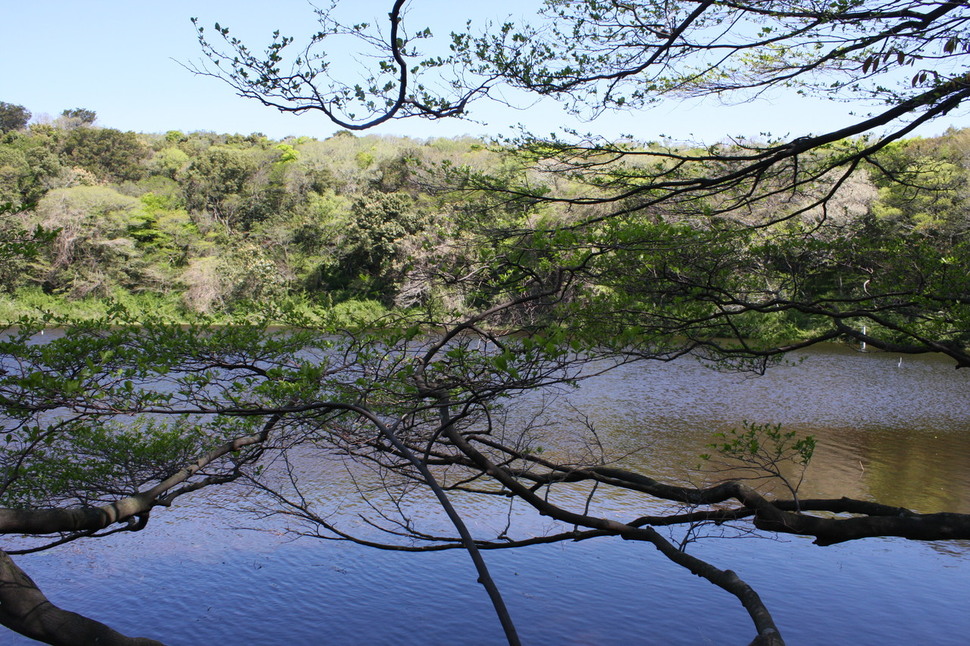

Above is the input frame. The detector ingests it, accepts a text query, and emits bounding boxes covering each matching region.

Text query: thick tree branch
[0,550,165,646]
[444,426,785,645]
[0,416,279,535]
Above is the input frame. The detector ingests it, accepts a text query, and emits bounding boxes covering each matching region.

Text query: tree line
[1,101,968,333]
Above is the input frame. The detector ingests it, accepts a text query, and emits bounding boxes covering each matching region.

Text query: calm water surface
[9,345,970,645]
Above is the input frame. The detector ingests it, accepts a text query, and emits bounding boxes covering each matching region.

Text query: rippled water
[8,345,970,645]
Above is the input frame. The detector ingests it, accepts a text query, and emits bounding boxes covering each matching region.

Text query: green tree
[61,127,148,183]
[60,107,97,127]
[871,137,970,241]
[0,126,63,205]
[322,192,427,299]
[0,202,54,292]
[0,102,30,133]
[180,144,261,231]
[0,146,30,205]
[31,185,157,297]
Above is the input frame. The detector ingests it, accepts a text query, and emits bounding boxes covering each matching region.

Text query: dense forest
[1,109,506,319]
[1,105,968,331]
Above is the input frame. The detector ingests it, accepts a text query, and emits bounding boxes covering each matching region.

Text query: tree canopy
[194,1,970,133]
[59,108,97,129]
[0,102,30,134]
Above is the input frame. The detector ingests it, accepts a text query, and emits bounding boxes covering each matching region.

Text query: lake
[9,344,970,645]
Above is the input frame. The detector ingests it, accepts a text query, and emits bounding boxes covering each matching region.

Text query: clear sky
[2,1,966,142]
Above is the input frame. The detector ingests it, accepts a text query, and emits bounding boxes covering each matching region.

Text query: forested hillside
[1,106,967,327]
[0,112,509,319]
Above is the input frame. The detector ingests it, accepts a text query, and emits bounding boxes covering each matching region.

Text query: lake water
[8,344,970,645]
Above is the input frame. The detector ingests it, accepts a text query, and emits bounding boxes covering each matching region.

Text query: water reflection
[563,345,970,514]
[6,344,970,645]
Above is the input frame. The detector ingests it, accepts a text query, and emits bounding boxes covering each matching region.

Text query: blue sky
[2,1,966,142]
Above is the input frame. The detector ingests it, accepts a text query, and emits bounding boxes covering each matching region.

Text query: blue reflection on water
[6,344,970,645]
[12,517,970,645]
